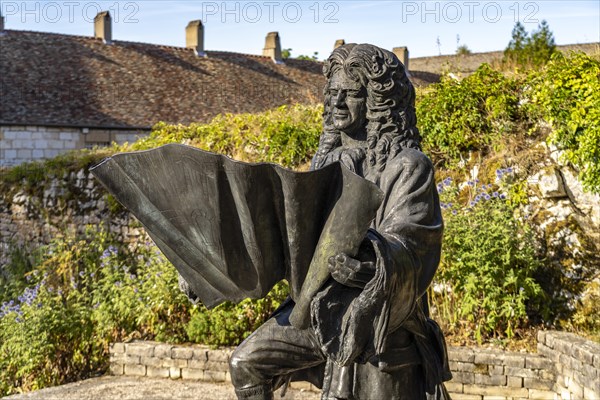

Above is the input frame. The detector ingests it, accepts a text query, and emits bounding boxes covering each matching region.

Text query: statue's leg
[229,304,325,400]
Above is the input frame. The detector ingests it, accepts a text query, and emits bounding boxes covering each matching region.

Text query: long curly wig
[312,43,421,172]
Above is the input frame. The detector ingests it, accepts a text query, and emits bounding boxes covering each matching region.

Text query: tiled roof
[0,30,325,129]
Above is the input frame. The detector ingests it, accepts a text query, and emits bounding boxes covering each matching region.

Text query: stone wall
[109,331,600,399]
[0,125,147,167]
[409,42,599,75]
[0,168,143,266]
[538,331,600,399]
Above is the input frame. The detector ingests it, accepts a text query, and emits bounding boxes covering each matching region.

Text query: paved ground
[3,376,321,400]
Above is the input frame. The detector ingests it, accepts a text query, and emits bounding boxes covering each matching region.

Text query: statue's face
[328,70,367,137]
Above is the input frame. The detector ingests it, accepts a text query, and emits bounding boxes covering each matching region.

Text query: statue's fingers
[331,268,348,284]
[335,253,347,264]
[328,255,336,267]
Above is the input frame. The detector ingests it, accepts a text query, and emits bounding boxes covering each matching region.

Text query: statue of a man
[229,44,451,400]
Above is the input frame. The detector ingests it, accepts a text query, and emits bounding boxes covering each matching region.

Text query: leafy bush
[527,52,600,193]
[0,225,291,396]
[429,172,546,342]
[124,104,323,169]
[186,282,289,347]
[0,228,189,395]
[417,64,522,163]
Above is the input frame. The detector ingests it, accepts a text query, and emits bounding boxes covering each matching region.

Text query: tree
[297,52,319,61]
[529,20,556,64]
[456,44,472,56]
[503,20,557,67]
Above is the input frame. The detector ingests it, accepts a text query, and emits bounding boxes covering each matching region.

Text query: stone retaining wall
[0,168,144,266]
[445,346,556,399]
[538,331,600,399]
[109,331,600,399]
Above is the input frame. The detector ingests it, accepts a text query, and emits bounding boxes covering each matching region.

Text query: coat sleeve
[371,148,443,333]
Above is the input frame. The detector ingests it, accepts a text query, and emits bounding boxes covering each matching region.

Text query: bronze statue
[92,43,451,400]
[228,43,451,400]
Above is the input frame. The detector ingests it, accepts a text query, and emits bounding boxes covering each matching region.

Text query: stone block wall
[109,341,316,391]
[0,168,144,266]
[110,332,600,399]
[0,125,147,166]
[446,347,556,399]
[537,331,600,399]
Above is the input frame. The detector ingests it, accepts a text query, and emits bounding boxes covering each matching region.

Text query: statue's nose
[334,90,346,107]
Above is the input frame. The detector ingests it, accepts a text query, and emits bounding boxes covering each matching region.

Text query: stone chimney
[186,20,205,56]
[94,11,112,43]
[263,32,283,63]
[392,47,409,72]
[0,12,5,32]
[334,39,345,49]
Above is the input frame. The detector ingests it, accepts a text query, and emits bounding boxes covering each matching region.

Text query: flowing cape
[91,144,383,325]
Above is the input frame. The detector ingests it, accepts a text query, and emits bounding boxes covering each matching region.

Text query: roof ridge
[2,28,269,58]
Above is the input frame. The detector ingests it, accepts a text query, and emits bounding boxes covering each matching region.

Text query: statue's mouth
[333,110,350,119]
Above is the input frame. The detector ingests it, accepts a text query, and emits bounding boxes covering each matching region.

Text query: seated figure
[229,43,451,400]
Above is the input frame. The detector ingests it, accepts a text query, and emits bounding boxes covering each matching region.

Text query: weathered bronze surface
[91,145,382,309]
[92,43,451,400]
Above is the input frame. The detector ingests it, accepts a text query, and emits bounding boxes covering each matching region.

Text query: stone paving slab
[3,376,321,400]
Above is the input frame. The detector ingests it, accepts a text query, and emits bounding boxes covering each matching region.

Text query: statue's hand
[328,253,376,289]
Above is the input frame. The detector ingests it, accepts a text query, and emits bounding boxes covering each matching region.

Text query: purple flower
[25,275,32,282]
[492,192,499,197]
[134,287,139,293]
[79,271,85,278]
[506,167,513,173]
[469,201,476,207]
[451,210,458,215]
[115,281,122,287]
[484,194,491,201]
[500,193,507,199]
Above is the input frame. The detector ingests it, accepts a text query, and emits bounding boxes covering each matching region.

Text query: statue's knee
[229,346,254,381]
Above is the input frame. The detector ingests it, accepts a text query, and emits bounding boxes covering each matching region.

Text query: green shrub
[125,104,323,169]
[430,172,546,342]
[0,225,291,396]
[0,228,191,396]
[186,282,289,347]
[527,52,600,193]
[417,64,522,163]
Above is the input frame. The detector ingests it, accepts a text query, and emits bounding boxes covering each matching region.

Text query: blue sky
[2,1,599,58]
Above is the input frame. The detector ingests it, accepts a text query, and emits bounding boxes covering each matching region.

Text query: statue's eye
[346,89,364,98]
[329,89,339,96]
